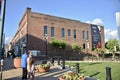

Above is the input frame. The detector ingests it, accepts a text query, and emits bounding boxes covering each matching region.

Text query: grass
[66,62,120,80]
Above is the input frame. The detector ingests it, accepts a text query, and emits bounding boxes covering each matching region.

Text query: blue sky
[4,0,120,44]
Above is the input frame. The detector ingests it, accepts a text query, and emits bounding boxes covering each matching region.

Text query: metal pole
[0,59,4,80]
[0,66,2,80]
[76,63,79,73]
[0,0,6,59]
[62,57,65,69]
[106,67,112,80]
[46,38,47,59]
[58,57,60,65]
[44,34,48,59]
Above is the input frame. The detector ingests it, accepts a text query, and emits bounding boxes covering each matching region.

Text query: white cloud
[104,29,118,42]
[86,18,118,42]
[109,30,117,37]
[86,18,103,25]
[5,36,12,44]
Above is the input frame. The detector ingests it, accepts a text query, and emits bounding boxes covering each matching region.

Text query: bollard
[50,57,54,66]
[106,67,112,80]
[62,58,65,69]
[57,57,60,65]
[76,63,79,73]
[0,59,4,80]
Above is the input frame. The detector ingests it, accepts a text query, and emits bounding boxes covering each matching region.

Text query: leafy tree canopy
[72,44,82,52]
[106,38,120,52]
[51,39,67,49]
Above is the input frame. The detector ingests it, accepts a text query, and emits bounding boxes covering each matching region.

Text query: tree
[106,38,120,60]
[59,40,67,49]
[72,44,82,53]
[96,48,106,60]
[51,39,67,56]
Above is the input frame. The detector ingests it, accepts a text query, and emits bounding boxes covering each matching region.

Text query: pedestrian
[27,52,35,80]
[21,50,28,80]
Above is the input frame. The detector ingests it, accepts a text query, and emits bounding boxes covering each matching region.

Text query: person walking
[27,52,35,80]
[21,51,28,80]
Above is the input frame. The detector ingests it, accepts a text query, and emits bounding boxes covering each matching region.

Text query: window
[86,31,89,40]
[74,29,76,39]
[82,30,85,39]
[51,27,54,37]
[68,29,71,37]
[44,26,47,36]
[62,28,65,38]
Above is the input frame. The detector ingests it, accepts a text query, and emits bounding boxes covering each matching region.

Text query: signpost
[0,0,6,79]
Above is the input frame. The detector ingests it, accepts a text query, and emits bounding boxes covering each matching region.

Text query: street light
[116,12,120,49]
[44,34,48,59]
[86,40,89,60]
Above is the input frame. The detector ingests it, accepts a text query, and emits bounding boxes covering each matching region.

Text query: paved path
[1,58,70,80]
[1,58,97,80]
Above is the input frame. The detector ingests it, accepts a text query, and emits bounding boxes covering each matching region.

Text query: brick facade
[10,7,105,57]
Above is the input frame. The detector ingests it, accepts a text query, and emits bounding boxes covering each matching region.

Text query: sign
[28,50,41,56]
[91,25,101,48]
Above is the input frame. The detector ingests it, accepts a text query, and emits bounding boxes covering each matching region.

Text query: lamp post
[86,40,89,60]
[44,34,48,59]
[116,12,120,49]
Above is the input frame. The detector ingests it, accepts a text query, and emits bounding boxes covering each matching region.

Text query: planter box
[14,58,21,68]
[37,67,50,73]
[59,76,96,80]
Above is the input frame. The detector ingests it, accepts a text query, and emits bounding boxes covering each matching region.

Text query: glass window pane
[51,27,54,37]
[62,28,65,38]
[68,29,71,37]
[82,30,85,39]
[74,29,76,38]
[44,26,47,36]
[86,31,89,40]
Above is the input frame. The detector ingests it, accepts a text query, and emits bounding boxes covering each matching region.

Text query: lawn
[66,62,120,80]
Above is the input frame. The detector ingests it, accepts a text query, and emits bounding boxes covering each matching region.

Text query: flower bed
[59,72,86,80]
[36,64,50,73]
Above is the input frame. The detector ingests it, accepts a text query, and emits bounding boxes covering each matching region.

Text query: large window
[68,29,71,37]
[62,28,65,38]
[44,26,47,36]
[51,27,54,37]
[86,31,89,40]
[74,29,76,39]
[82,30,85,39]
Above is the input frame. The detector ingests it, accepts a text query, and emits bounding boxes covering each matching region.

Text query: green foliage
[95,48,106,54]
[72,44,82,52]
[91,48,96,51]
[106,38,120,52]
[66,62,120,80]
[51,39,67,49]
[62,72,85,80]
[59,40,67,49]
[36,64,50,69]
[51,39,60,47]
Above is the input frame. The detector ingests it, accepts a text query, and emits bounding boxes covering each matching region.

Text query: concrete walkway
[1,58,97,80]
[1,58,70,80]
[2,66,71,80]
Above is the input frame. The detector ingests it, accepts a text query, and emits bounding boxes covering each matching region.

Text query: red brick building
[10,7,105,58]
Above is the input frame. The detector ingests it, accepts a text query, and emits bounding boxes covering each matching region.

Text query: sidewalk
[1,58,97,80]
[1,58,70,80]
[2,66,70,80]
